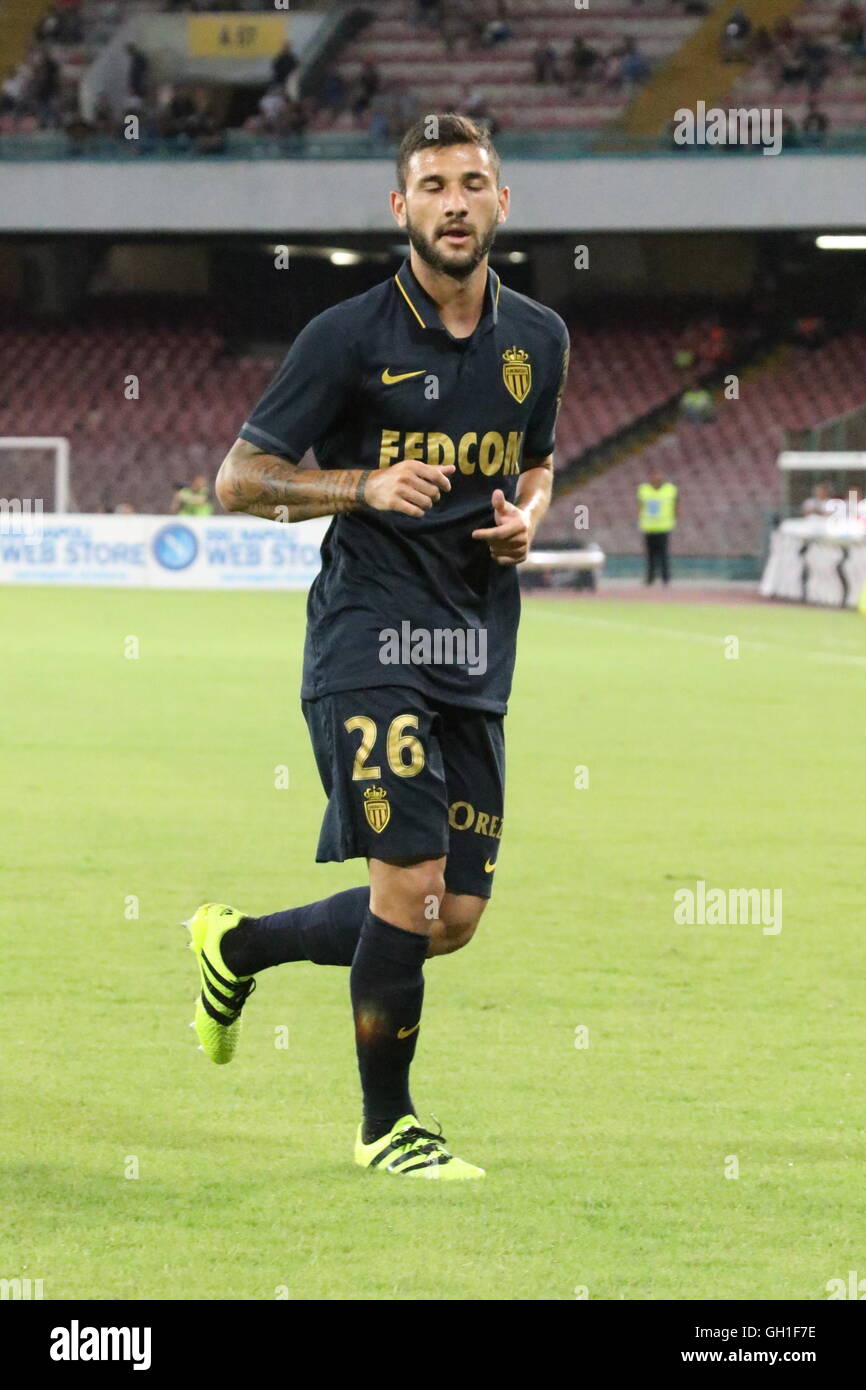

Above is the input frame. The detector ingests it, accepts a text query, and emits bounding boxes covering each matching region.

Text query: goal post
[0,437,71,516]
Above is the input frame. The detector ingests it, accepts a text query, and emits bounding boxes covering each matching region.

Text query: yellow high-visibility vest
[638,481,677,533]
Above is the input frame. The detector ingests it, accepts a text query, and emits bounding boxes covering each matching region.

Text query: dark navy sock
[350,910,429,1145]
[221,886,370,976]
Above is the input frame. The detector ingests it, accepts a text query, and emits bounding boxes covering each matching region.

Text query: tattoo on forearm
[220,441,370,522]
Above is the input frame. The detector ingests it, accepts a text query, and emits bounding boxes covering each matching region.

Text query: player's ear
[496,185,510,225]
[390,189,407,227]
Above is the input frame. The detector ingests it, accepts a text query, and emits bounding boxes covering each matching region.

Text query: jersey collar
[394,258,500,337]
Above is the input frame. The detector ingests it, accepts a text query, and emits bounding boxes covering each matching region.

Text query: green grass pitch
[1,585,864,1301]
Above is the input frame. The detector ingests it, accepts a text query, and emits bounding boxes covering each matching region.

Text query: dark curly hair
[396,113,501,193]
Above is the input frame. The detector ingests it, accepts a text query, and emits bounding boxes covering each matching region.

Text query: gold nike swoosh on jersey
[484,858,497,873]
[381,368,426,385]
[396,1022,421,1039]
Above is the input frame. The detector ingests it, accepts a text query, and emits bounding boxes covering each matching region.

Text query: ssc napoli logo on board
[152,523,199,571]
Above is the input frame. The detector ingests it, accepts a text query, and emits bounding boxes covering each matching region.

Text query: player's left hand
[471,490,533,565]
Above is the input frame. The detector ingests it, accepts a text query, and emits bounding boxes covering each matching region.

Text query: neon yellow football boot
[354,1115,485,1179]
[184,902,255,1065]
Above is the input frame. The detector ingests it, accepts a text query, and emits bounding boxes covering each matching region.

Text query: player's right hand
[363,461,455,517]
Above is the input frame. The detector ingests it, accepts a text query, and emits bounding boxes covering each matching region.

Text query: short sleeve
[523,317,570,461]
[238,305,358,462]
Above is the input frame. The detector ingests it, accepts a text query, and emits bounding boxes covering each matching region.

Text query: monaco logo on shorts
[363,785,390,833]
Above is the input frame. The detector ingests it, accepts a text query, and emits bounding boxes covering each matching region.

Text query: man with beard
[184,114,569,1179]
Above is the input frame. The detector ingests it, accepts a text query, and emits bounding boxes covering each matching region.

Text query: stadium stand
[0,311,274,512]
[316,0,706,135]
[0,0,291,137]
[544,328,866,556]
[0,0,712,142]
[6,0,866,151]
[727,2,866,139]
[0,302,715,514]
[4,298,864,564]
[557,322,686,454]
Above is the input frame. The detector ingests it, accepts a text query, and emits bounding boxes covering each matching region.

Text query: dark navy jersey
[239,259,569,714]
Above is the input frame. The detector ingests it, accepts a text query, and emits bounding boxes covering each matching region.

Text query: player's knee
[434,896,487,955]
[371,858,446,931]
[399,860,446,907]
[436,916,479,954]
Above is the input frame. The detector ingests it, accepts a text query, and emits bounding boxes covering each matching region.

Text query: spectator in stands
[751,26,774,61]
[194,109,227,155]
[533,41,559,84]
[259,84,287,130]
[837,2,865,49]
[775,36,807,86]
[317,69,347,118]
[567,37,598,92]
[461,84,499,135]
[37,8,62,41]
[33,47,61,126]
[802,36,831,94]
[802,480,835,516]
[680,379,715,424]
[792,312,828,348]
[172,476,213,517]
[39,1,83,45]
[637,465,678,585]
[352,59,381,117]
[0,67,25,116]
[802,98,830,143]
[720,7,751,62]
[65,89,116,149]
[272,42,298,89]
[126,43,149,103]
[365,81,419,140]
[696,319,731,372]
[620,38,650,86]
[481,0,514,47]
[673,322,702,370]
[160,88,204,141]
[413,0,442,27]
[600,39,644,89]
[279,98,309,138]
[91,93,115,136]
[367,88,391,142]
[441,0,485,53]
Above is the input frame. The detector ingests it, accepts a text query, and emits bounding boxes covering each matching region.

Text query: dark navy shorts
[302,686,505,899]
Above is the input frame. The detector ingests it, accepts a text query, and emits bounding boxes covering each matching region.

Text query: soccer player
[184,114,569,1179]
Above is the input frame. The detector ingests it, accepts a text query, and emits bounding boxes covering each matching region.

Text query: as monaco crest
[363,785,390,833]
[502,345,531,403]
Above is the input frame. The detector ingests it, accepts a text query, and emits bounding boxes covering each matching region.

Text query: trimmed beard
[405,213,498,281]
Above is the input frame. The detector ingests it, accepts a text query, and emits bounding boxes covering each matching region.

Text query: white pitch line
[534,608,866,667]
